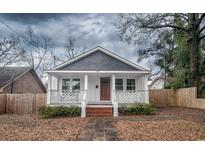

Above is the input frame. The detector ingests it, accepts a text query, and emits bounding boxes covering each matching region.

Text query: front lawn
[0,107,204,141]
[115,107,205,141]
[0,115,87,141]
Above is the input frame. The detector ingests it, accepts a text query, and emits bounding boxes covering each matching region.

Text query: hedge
[38,106,81,118]
[119,104,156,115]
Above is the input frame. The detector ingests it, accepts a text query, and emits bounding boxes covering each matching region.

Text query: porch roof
[45,70,150,74]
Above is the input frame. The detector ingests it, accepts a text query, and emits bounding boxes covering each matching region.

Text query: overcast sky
[0,13,153,70]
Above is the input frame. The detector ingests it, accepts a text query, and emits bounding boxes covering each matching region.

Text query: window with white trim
[62,78,80,90]
[115,79,123,90]
[62,79,71,90]
[72,78,80,90]
[126,79,135,90]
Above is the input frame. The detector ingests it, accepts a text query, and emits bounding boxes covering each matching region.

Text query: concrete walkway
[78,118,119,141]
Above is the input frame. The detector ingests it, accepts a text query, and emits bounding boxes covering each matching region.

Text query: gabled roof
[149,76,175,87]
[51,46,149,72]
[0,67,46,92]
[0,67,32,89]
[149,77,164,87]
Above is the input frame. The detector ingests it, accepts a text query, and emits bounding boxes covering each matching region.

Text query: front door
[100,77,110,101]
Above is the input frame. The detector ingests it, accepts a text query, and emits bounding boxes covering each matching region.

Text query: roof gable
[54,46,148,71]
[0,67,32,88]
[0,67,46,92]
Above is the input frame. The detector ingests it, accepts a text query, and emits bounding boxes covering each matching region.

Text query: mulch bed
[115,107,205,141]
[0,115,87,141]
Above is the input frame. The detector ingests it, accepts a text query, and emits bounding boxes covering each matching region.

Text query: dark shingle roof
[58,50,139,71]
[0,67,32,88]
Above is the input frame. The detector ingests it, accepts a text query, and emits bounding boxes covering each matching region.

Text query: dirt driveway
[0,107,204,141]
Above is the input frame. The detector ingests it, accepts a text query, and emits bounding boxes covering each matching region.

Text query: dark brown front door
[100,77,110,101]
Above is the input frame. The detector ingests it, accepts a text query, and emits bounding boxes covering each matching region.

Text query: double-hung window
[62,78,80,90]
[126,79,135,91]
[115,79,123,90]
[72,79,80,90]
[62,79,71,90]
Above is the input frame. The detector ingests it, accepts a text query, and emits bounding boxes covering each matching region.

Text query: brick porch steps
[86,107,113,117]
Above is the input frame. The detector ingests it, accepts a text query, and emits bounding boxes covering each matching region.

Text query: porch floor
[87,101,112,104]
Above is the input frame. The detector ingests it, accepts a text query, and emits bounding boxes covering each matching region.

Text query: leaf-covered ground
[0,115,87,141]
[0,107,204,141]
[115,107,205,141]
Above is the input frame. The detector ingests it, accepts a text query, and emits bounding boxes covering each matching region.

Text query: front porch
[47,72,149,117]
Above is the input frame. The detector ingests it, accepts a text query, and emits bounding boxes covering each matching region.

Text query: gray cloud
[0,13,153,70]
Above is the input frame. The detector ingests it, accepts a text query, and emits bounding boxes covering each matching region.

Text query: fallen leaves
[115,107,205,141]
[0,115,87,141]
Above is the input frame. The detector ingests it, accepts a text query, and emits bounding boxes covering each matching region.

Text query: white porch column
[112,74,118,117]
[144,75,149,104]
[85,74,88,91]
[81,74,88,117]
[47,73,51,104]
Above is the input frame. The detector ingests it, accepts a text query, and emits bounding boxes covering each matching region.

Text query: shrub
[38,106,81,118]
[119,104,156,115]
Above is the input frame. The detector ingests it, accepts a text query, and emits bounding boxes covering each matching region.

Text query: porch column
[53,75,58,90]
[112,74,118,117]
[81,74,88,117]
[47,73,51,104]
[144,75,149,104]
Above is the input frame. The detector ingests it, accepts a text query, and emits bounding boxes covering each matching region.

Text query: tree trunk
[187,13,200,88]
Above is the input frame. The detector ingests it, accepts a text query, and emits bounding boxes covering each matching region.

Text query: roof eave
[45,70,151,74]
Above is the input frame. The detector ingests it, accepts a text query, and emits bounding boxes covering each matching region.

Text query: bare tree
[64,36,76,60]
[0,35,26,69]
[19,27,54,78]
[64,37,86,58]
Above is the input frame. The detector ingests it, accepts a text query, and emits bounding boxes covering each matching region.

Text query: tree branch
[197,25,205,37]
[141,24,187,31]
[198,34,205,41]
[196,13,205,28]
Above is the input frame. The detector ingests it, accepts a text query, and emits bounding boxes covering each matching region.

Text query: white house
[45,46,150,117]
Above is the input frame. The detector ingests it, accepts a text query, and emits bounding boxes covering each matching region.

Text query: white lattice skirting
[50,90,84,104]
[116,91,146,104]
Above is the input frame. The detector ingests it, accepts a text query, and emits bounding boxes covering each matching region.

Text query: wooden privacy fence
[0,94,46,115]
[149,87,205,109]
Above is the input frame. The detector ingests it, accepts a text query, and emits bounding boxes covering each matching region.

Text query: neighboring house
[149,77,165,89]
[149,76,175,89]
[0,67,46,94]
[46,46,150,117]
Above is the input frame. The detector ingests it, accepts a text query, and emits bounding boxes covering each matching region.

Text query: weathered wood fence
[149,87,205,109]
[0,87,204,115]
[0,94,46,114]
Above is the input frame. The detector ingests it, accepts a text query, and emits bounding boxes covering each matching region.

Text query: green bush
[119,104,156,115]
[38,106,81,118]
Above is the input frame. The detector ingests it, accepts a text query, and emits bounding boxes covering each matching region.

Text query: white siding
[87,75,100,102]
[52,73,148,103]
